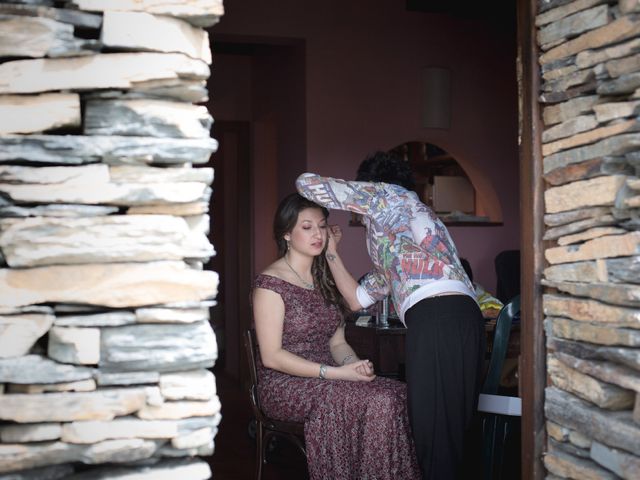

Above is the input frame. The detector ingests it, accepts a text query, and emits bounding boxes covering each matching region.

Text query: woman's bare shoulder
[260,259,287,279]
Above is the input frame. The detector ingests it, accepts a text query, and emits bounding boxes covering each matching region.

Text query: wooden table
[344,315,407,379]
[345,314,512,380]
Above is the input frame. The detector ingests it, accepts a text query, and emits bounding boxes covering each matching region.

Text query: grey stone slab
[543,293,640,328]
[577,37,640,69]
[55,311,136,327]
[0,439,160,474]
[544,156,634,187]
[0,134,217,165]
[544,133,640,174]
[545,387,640,456]
[95,370,160,386]
[549,438,590,459]
[0,180,211,207]
[543,214,616,239]
[0,4,101,29]
[100,320,217,372]
[550,337,640,372]
[544,206,612,226]
[0,305,53,315]
[598,71,640,95]
[540,15,640,65]
[0,164,109,184]
[69,0,224,27]
[555,351,640,393]
[0,204,119,218]
[543,94,599,126]
[0,423,62,443]
[0,215,214,267]
[543,114,598,142]
[544,175,627,214]
[536,0,608,27]
[606,52,640,78]
[101,11,211,64]
[85,81,209,103]
[0,261,219,309]
[0,464,74,480]
[0,388,147,423]
[545,316,640,347]
[542,279,640,307]
[0,93,80,135]
[544,442,617,479]
[0,15,97,58]
[157,439,213,458]
[590,441,640,478]
[544,256,640,284]
[538,4,610,47]
[0,355,94,384]
[135,307,209,324]
[8,378,96,394]
[61,417,177,444]
[48,326,100,365]
[85,99,212,139]
[63,458,211,480]
[0,53,210,95]
[159,369,215,400]
[0,313,54,358]
[109,165,214,185]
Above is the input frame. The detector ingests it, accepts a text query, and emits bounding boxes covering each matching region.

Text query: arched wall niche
[388,140,503,224]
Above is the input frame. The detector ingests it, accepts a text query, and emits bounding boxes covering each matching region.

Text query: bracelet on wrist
[319,363,327,380]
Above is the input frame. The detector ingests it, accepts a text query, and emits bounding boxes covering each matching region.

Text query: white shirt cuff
[356,285,376,309]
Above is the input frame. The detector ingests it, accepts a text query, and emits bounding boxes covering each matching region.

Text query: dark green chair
[478,295,521,480]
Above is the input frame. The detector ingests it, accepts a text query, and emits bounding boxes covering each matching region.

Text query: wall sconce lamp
[422,67,451,129]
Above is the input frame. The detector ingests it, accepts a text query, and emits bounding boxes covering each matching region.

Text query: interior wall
[210,0,519,291]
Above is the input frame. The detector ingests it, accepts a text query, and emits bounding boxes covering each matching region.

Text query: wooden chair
[478,295,521,480]
[243,329,307,480]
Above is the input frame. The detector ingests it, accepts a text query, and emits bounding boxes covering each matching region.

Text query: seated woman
[253,193,420,480]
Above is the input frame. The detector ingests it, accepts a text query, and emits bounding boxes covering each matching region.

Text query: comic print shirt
[296,173,475,322]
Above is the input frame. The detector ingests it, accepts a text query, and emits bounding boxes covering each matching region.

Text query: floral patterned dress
[254,274,420,480]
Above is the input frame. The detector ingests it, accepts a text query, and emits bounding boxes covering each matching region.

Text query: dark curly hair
[356,151,415,190]
[273,193,348,315]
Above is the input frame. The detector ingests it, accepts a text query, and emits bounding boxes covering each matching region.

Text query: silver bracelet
[341,354,354,365]
[319,363,327,380]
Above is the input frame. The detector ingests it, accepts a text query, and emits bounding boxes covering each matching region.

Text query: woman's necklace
[284,255,314,289]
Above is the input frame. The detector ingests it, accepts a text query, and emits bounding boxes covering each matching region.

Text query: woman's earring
[286,240,290,250]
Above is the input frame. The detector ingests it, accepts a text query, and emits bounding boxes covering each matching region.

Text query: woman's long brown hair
[273,193,349,316]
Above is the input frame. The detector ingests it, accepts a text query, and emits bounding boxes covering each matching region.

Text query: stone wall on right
[537,0,640,477]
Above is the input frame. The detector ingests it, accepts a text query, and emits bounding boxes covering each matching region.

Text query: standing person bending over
[252,192,420,480]
[296,152,485,480]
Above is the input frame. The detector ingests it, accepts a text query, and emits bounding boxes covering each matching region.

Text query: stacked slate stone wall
[0,1,223,478]
[536,0,640,477]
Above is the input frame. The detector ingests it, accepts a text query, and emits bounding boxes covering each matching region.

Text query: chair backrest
[494,250,520,304]
[244,329,267,422]
[482,295,521,395]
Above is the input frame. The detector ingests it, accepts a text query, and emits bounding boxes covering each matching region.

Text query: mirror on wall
[350,141,502,226]
[392,141,495,225]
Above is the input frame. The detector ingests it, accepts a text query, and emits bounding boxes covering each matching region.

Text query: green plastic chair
[478,295,521,480]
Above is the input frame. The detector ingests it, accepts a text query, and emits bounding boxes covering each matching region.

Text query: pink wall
[210,0,520,291]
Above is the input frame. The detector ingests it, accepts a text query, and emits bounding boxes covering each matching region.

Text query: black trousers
[405,295,485,480]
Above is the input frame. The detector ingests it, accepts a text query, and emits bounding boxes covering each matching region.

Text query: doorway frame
[517,0,546,478]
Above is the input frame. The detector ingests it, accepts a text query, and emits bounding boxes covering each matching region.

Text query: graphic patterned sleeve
[357,270,390,304]
[296,172,380,216]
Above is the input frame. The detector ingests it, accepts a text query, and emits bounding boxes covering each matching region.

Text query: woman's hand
[327,224,342,255]
[333,359,375,382]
